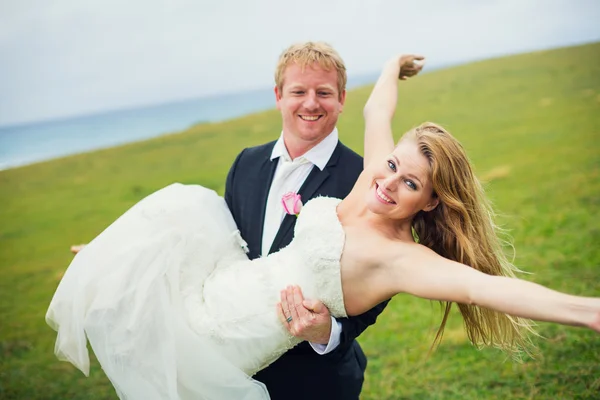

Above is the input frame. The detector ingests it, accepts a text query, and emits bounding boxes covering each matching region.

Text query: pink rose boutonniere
[281,192,303,216]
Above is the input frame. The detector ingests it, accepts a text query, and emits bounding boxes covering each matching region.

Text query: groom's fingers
[279,288,292,322]
[291,286,310,318]
[303,299,324,315]
[276,302,290,329]
[70,244,87,254]
[280,285,333,341]
[286,286,302,322]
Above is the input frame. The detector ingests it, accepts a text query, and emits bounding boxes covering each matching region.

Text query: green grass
[1,42,599,399]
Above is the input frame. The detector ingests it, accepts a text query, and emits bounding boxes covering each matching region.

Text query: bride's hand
[395,54,425,80]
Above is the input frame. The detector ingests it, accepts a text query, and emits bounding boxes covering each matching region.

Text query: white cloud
[0,0,598,126]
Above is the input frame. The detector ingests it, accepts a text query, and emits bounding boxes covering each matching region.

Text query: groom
[225,42,388,400]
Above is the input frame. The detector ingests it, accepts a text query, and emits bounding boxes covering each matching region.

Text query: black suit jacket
[225,139,389,400]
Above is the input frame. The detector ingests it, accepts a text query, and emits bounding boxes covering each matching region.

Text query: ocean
[0,88,278,171]
[0,73,380,171]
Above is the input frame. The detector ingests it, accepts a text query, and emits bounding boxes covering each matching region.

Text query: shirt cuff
[309,317,343,355]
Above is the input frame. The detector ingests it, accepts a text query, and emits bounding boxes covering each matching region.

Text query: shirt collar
[269,128,338,171]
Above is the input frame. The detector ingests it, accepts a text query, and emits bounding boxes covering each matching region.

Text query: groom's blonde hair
[274,41,347,99]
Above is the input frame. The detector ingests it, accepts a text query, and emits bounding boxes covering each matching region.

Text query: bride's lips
[375,183,396,205]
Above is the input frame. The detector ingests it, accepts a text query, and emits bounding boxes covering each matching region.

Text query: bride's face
[365,139,438,221]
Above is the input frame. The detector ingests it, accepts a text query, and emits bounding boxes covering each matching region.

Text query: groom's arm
[337,300,389,346]
[311,301,390,354]
[308,317,342,354]
[279,286,389,351]
[310,303,390,355]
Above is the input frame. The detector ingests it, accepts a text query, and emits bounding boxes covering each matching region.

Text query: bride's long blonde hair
[405,122,536,357]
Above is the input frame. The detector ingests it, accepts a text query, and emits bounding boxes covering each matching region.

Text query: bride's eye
[405,180,417,190]
[387,160,396,172]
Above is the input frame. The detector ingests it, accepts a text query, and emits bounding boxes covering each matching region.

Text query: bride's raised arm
[392,247,600,332]
[362,55,424,168]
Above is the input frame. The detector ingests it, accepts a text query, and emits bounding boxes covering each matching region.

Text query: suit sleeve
[337,300,390,347]
[224,149,245,215]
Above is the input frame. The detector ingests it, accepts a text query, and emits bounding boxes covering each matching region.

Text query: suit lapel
[268,141,342,254]
[253,157,278,256]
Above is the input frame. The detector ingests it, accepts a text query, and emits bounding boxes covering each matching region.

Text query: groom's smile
[298,115,323,121]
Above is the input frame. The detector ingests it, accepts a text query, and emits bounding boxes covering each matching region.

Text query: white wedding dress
[46,183,348,400]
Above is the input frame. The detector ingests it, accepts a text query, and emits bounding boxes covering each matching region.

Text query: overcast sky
[1,0,599,127]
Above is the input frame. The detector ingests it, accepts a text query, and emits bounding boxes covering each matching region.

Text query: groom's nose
[302,92,319,110]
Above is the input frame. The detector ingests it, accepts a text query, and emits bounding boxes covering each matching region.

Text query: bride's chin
[365,199,385,215]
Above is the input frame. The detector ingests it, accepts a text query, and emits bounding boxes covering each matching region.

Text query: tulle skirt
[46,183,270,400]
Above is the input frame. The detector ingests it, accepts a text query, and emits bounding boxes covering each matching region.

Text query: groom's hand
[278,285,332,345]
[70,244,87,254]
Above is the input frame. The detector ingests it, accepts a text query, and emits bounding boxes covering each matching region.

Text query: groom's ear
[337,89,346,113]
[274,86,282,110]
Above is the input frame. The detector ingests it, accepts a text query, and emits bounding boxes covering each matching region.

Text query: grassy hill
[1,42,599,399]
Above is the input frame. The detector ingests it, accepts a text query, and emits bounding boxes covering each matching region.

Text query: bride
[46,55,600,400]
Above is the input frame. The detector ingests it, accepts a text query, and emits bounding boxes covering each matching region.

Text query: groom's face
[275,62,346,151]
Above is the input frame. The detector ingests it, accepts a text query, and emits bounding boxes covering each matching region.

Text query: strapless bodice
[183,195,348,375]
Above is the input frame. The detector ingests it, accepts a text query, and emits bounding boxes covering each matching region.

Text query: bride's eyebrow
[405,173,423,186]
[392,155,425,185]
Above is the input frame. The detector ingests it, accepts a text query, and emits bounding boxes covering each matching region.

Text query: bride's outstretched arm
[392,248,600,332]
[363,54,424,168]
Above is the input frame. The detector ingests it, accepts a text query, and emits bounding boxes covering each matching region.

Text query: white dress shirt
[262,128,343,355]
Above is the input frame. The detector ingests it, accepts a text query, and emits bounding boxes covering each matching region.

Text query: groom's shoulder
[336,140,363,169]
[236,140,277,163]
[337,140,362,159]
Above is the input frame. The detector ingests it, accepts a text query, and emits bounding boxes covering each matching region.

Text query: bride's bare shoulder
[380,238,444,277]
